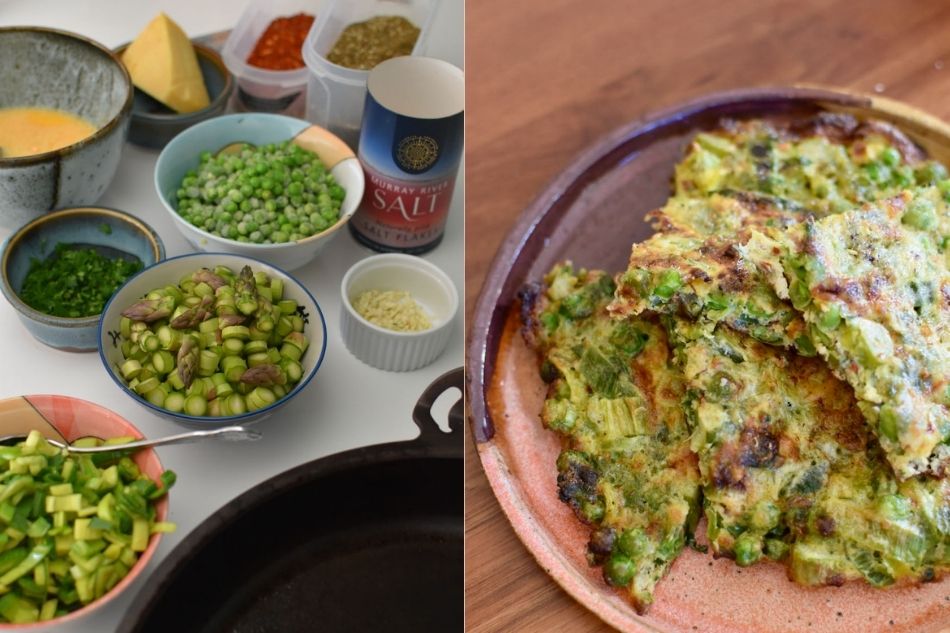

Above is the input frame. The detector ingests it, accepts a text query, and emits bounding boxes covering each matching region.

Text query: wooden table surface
[464,1,950,631]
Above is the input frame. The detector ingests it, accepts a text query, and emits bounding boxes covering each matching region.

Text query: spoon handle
[66,425,262,453]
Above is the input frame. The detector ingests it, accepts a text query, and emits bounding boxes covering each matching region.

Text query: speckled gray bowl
[0,207,165,352]
[0,27,133,229]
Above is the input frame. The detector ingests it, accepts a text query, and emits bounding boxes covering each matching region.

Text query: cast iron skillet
[118,367,463,633]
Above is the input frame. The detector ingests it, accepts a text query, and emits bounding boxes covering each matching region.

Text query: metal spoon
[0,425,261,454]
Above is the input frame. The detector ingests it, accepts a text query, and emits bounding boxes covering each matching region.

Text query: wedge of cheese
[122,13,210,113]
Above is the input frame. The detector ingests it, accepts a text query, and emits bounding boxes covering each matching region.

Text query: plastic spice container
[302,0,437,150]
[221,0,324,117]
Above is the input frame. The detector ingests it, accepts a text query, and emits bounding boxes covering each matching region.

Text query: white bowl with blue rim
[98,252,327,428]
[154,113,364,272]
[0,206,164,352]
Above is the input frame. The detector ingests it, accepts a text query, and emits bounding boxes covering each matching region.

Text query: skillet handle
[412,367,463,446]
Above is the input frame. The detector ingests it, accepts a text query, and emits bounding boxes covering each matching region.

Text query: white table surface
[0,1,464,630]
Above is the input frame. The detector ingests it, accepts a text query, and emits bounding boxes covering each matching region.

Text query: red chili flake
[246,13,315,71]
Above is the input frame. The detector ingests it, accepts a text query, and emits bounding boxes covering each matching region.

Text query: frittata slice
[789,460,950,587]
[745,187,950,480]
[520,263,701,613]
[669,317,950,586]
[675,113,946,214]
[611,112,947,348]
[609,193,806,349]
[667,317,863,563]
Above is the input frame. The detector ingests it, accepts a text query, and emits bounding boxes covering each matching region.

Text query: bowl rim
[113,41,235,123]
[154,112,363,251]
[0,393,168,630]
[0,206,166,326]
[0,26,133,167]
[340,252,459,338]
[97,251,329,424]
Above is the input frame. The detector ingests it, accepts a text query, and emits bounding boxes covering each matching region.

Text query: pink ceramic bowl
[0,394,169,629]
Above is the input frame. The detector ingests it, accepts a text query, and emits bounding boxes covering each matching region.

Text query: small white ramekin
[340,253,458,371]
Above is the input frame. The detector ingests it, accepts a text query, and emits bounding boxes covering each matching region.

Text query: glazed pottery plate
[467,86,950,633]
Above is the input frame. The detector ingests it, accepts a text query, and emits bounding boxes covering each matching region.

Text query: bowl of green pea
[154,113,364,272]
[0,207,165,352]
[98,253,327,428]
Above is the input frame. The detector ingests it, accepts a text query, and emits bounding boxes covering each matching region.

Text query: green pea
[603,553,636,587]
[818,304,841,331]
[617,528,648,558]
[312,214,329,230]
[652,270,683,299]
[733,534,761,567]
[878,406,900,442]
[881,146,902,167]
[581,499,604,523]
[902,197,937,230]
[864,161,891,183]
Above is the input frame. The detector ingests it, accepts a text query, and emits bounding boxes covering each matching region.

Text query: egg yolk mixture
[0,107,96,158]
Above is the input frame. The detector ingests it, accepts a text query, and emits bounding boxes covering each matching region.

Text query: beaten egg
[0,107,96,158]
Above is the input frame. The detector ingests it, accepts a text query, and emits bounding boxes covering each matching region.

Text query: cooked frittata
[520,263,701,613]
[789,458,950,587]
[520,114,950,611]
[674,114,945,214]
[611,113,946,353]
[668,316,950,585]
[745,187,950,480]
[667,317,863,563]
[610,193,807,349]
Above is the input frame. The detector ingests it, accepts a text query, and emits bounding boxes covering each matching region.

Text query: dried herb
[326,16,420,70]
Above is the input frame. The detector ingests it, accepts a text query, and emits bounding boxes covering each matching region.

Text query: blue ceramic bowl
[0,207,165,352]
[115,42,234,149]
[0,27,133,229]
[98,253,327,428]
[155,113,364,271]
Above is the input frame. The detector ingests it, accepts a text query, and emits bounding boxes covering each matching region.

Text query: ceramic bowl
[99,252,327,428]
[114,42,234,149]
[0,207,165,352]
[0,394,168,629]
[154,113,365,271]
[0,27,132,229]
[340,253,458,371]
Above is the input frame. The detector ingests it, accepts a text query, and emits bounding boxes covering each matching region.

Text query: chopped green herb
[18,244,142,318]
